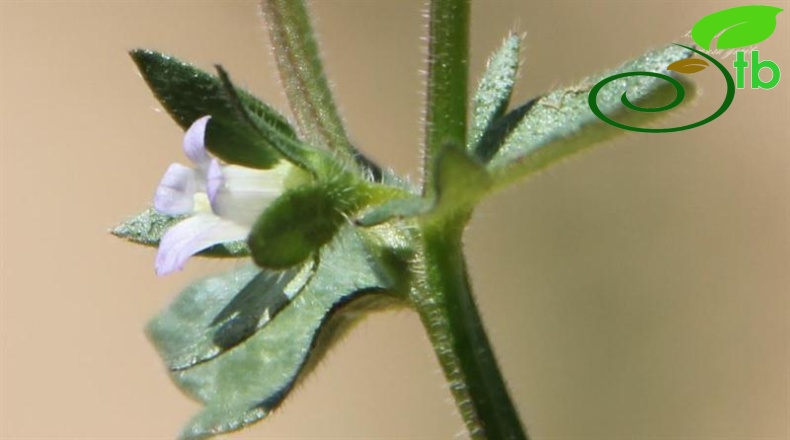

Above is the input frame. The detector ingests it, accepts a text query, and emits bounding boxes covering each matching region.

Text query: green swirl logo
[588,44,735,133]
[589,5,782,133]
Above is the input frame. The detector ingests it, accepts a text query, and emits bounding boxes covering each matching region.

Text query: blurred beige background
[1,0,787,439]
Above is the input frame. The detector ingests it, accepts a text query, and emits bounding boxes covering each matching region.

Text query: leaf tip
[128,48,158,66]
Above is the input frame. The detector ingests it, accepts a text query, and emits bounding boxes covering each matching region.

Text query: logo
[589,5,783,133]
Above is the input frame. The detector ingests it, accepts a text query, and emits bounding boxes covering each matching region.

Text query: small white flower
[153,116,291,275]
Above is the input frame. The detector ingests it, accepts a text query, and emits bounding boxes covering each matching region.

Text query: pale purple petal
[155,214,249,275]
[183,115,212,166]
[154,163,197,215]
[206,158,224,208]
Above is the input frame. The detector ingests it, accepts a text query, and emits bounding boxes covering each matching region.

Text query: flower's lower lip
[155,214,249,276]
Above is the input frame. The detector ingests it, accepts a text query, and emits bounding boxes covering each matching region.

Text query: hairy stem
[261,0,356,158]
[423,0,470,193]
[412,215,528,440]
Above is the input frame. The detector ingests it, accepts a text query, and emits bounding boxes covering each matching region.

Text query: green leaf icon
[692,5,783,50]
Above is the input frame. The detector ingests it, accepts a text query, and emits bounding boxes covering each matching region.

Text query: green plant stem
[412,214,528,440]
[261,0,355,158]
[423,0,470,193]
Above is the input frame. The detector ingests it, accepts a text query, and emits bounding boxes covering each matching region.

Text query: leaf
[488,44,694,187]
[691,5,783,50]
[474,98,537,163]
[213,66,335,176]
[130,49,295,169]
[147,226,401,440]
[667,58,708,74]
[469,34,521,153]
[147,262,314,371]
[111,208,249,257]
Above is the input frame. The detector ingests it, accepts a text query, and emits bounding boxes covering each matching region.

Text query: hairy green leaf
[131,49,295,169]
[213,66,336,176]
[691,5,783,50]
[469,34,521,154]
[111,208,248,257]
[147,262,314,370]
[147,226,400,440]
[489,44,694,186]
[474,98,537,163]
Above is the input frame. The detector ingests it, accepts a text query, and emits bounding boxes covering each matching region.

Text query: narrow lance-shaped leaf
[691,5,783,50]
[213,65,338,177]
[469,33,521,154]
[488,44,695,187]
[130,49,296,169]
[111,208,249,257]
[474,98,537,163]
[147,226,401,440]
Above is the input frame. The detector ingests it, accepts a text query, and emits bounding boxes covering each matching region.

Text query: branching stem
[416,1,528,437]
